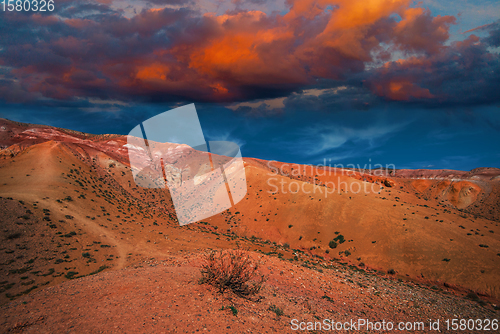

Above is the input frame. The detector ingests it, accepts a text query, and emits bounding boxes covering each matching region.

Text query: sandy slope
[1,252,498,333]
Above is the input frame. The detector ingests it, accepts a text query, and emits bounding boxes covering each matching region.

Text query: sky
[0,0,499,170]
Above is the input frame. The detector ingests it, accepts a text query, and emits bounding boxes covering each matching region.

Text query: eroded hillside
[1,118,499,307]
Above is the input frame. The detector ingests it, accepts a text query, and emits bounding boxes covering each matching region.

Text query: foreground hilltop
[2,251,498,333]
[0,118,499,331]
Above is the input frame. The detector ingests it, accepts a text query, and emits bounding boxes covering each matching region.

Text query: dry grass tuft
[199,249,265,298]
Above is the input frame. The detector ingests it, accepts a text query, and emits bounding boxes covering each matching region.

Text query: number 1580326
[2,0,54,12]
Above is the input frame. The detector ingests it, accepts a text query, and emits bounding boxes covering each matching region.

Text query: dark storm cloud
[282,83,380,112]
[483,21,500,47]
[365,34,500,107]
[56,2,116,18]
[0,0,498,109]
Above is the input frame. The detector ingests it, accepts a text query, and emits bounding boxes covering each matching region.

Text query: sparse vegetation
[333,234,345,244]
[322,295,334,303]
[6,232,22,240]
[329,234,346,249]
[221,305,238,316]
[199,249,265,298]
[65,271,79,279]
[268,304,284,316]
[466,292,480,301]
[89,265,108,276]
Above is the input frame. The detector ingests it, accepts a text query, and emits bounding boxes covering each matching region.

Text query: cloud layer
[0,0,498,107]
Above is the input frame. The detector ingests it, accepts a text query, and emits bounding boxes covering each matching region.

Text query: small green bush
[269,304,284,316]
[65,271,78,279]
[221,305,238,316]
[7,232,22,240]
[333,234,345,244]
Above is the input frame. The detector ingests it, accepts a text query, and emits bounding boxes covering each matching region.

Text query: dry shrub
[199,249,265,297]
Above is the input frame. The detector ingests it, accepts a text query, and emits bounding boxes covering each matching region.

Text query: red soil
[0,118,499,332]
